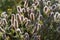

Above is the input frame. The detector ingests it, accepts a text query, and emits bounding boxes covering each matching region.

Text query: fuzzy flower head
[50,11,54,15]
[11,14,15,23]
[54,12,60,22]
[0,27,5,33]
[16,13,22,23]
[56,26,60,33]
[50,4,58,11]
[16,28,22,34]
[43,6,50,15]
[30,12,35,21]
[25,19,31,28]
[11,14,15,27]
[32,33,38,40]
[24,32,29,40]
[17,6,22,13]
[34,23,41,32]
[24,0,28,8]
[21,15,24,22]
[15,19,18,29]
[23,17,28,23]
[1,12,7,18]
[27,7,30,12]
[46,1,51,6]
[1,18,7,26]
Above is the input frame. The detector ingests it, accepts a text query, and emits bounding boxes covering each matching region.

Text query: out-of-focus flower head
[43,6,50,15]
[11,14,15,28]
[32,33,38,40]
[17,6,22,13]
[32,23,38,33]
[30,7,34,13]
[16,13,21,24]
[25,19,31,28]
[2,33,6,40]
[30,12,35,21]
[24,32,29,40]
[21,15,24,22]
[0,27,5,33]
[37,13,43,21]
[23,17,28,24]
[16,14,19,21]
[27,7,30,12]
[32,33,37,37]
[56,26,60,33]
[35,10,41,18]
[46,1,51,6]
[54,12,60,22]
[50,11,54,15]
[37,35,41,40]
[42,0,47,6]
[50,4,58,11]
[11,14,15,23]
[37,23,41,31]
[1,18,7,27]
[33,0,39,6]
[55,0,60,3]
[33,0,36,2]
[32,3,37,10]
[24,0,28,8]
[15,19,18,29]
[1,12,7,18]
[16,28,22,34]
[23,7,27,13]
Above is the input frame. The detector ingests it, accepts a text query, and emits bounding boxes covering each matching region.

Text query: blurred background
[0,0,60,40]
